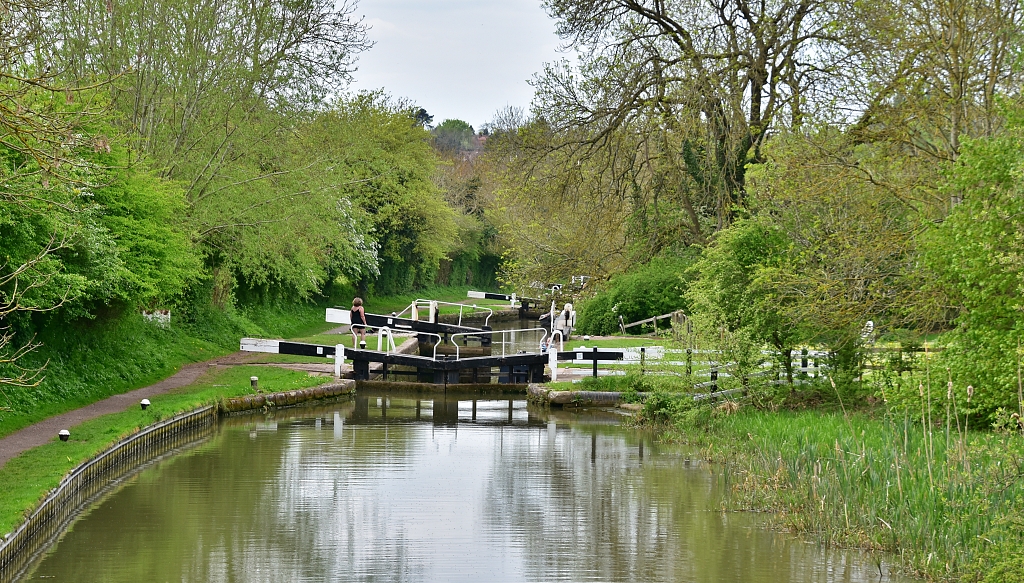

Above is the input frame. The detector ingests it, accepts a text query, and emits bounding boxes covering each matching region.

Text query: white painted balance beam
[326,308,352,324]
[240,337,346,378]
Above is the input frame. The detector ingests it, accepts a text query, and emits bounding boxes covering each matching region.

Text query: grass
[644,390,1024,582]
[343,285,492,315]
[0,365,332,536]
[564,337,672,349]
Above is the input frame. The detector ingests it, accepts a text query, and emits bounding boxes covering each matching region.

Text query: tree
[49,0,373,297]
[432,119,477,155]
[842,0,1023,166]
[687,220,799,381]
[301,94,458,296]
[924,104,1024,418]
[536,0,845,230]
[1,0,103,388]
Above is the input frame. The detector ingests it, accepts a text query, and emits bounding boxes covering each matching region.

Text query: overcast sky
[347,0,565,130]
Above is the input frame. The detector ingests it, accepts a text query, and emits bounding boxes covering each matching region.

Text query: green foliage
[576,254,695,335]
[0,299,330,432]
[432,119,477,154]
[305,94,459,296]
[925,105,1024,420]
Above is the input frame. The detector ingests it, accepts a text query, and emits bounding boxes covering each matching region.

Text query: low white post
[335,344,344,378]
[549,346,558,382]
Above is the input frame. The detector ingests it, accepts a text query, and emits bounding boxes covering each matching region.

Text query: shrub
[575,253,695,335]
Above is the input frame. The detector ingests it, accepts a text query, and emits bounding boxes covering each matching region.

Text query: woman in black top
[351,297,367,347]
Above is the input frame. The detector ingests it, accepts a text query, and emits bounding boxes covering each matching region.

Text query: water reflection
[24,399,911,582]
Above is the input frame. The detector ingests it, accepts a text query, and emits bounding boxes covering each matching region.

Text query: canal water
[23,398,910,582]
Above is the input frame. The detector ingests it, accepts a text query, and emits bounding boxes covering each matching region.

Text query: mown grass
[0,365,331,536]
[564,337,670,349]
[347,285,486,315]
[645,395,1024,581]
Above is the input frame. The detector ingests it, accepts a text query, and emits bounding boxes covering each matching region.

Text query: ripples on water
[25,398,910,582]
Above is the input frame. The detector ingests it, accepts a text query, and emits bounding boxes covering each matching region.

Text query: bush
[575,253,695,335]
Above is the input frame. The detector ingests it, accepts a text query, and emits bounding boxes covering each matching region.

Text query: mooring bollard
[59,429,70,442]
[140,399,150,410]
[250,376,258,392]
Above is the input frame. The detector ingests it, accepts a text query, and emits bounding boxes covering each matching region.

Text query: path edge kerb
[0,379,355,583]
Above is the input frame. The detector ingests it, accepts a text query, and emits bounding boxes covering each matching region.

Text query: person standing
[351,297,368,348]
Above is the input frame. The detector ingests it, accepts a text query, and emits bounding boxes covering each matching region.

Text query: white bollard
[335,344,344,378]
[549,347,558,382]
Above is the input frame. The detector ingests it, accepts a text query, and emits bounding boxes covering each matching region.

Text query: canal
[23,398,909,582]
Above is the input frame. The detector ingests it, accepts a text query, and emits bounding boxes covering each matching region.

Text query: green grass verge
[564,337,672,349]
[643,394,1024,582]
[0,365,331,536]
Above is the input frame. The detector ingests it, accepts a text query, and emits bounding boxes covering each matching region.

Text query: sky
[347,0,565,130]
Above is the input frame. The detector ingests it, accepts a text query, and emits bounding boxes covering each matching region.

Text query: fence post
[640,347,646,376]
[686,348,692,375]
[592,346,598,378]
[801,348,808,370]
[711,367,718,391]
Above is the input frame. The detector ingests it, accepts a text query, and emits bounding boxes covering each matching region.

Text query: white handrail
[349,324,443,359]
[449,327,549,360]
[412,299,494,326]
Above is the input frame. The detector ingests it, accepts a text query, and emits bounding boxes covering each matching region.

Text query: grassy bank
[0,365,331,535]
[642,394,1024,582]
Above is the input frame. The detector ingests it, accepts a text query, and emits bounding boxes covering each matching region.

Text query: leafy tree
[302,94,458,296]
[925,105,1024,419]
[686,220,798,380]
[536,0,846,230]
[50,0,373,297]
[432,119,477,155]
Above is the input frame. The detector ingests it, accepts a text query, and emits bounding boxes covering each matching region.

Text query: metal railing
[394,300,494,327]
[450,327,549,359]
[348,325,442,359]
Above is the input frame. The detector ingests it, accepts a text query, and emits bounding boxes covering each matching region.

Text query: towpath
[0,351,264,468]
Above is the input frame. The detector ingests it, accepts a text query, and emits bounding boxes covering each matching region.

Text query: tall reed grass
[665,398,1024,581]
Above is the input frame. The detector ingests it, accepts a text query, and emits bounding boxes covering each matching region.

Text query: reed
[662,395,1024,581]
